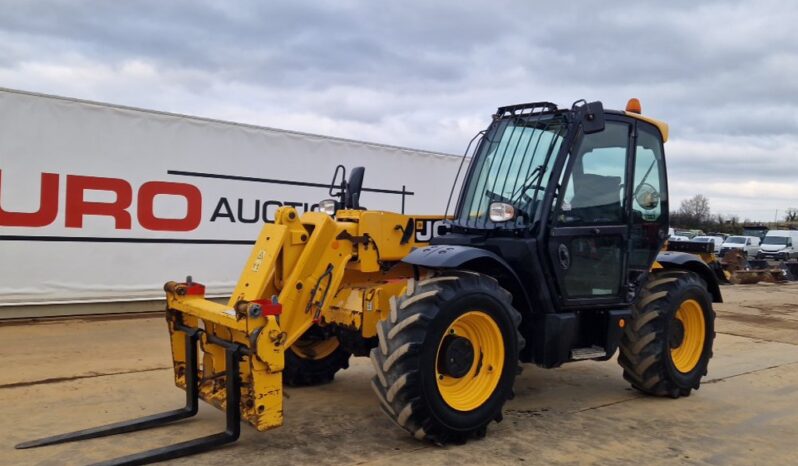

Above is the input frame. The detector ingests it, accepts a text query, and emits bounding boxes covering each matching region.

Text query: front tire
[284,333,351,387]
[370,271,523,444]
[619,270,715,397]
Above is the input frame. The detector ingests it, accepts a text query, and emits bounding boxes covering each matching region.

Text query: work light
[319,199,338,216]
[489,202,515,222]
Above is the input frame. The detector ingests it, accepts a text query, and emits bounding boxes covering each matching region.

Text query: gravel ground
[1,283,797,465]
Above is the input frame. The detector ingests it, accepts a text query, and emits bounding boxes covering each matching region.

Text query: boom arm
[164,206,439,431]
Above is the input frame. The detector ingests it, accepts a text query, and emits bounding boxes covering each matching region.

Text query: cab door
[627,122,669,285]
[546,119,632,306]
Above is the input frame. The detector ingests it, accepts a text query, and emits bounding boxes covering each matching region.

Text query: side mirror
[325,165,366,210]
[576,100,605,134]
[345,166,365,209]
[634,183,660,210]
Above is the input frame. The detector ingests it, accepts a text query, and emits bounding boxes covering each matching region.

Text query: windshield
[763,236,789,245]
[743,228,766,237]
[455,115,566,228]
[726,237,746,244]
[693,237,711,242]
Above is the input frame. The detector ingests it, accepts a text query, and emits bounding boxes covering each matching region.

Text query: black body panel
[403,236,633,364]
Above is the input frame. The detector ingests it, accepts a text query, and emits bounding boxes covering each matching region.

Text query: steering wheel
[484,189,514,204]
[519,185,544,204]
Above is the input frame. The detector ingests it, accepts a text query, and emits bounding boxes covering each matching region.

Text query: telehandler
[18,99,721,465]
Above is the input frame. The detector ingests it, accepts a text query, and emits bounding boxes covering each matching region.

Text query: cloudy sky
[1,0,796,221]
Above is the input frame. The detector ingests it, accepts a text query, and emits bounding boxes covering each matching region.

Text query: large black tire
[284,335,351,387]
[619,270,716,398]
[370,271,523,444]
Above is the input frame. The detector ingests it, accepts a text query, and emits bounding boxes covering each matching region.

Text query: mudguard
[403,244,503,268]
[656,251,723,303]
[403,244,533,314]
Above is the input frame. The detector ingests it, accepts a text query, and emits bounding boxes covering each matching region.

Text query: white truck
[720,235,761,257]
[757,230,798,260]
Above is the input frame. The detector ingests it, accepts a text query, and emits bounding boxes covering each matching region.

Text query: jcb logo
[414,218,445,243]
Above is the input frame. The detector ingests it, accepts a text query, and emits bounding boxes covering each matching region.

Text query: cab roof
[625,111,669,142]
[493,100,670,143]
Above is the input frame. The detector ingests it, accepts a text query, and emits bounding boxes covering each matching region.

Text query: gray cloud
[0,0,796,220]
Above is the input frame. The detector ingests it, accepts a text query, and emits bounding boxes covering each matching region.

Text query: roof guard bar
[494,102,559,118]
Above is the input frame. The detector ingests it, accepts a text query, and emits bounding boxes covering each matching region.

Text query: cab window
[556,122,629,225]
[631,127,666,221]
[628,125,667,273]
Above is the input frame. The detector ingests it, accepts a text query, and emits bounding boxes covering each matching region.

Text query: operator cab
[439,99,669,309]
[411,99,673,365]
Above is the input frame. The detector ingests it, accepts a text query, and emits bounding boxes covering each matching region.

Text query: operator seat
[570,174,622,223]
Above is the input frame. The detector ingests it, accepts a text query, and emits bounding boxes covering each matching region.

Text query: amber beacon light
[626,98,642,114]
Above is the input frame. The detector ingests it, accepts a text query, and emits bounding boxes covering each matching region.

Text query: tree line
[669,194,798,234]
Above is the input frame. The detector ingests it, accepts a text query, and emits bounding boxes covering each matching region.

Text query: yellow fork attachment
[15,207,351,465]
[16,205,433,465]
[165,206,354,432]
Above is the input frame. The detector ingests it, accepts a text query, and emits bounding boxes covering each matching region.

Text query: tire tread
[618,270,715,397]
[370,271,523,444]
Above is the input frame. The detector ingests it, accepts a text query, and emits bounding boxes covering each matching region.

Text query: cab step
[571,346,606,361]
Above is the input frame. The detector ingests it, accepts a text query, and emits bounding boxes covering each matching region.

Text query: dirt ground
[1,283,797,466]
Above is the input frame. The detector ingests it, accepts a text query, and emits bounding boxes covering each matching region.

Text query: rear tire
[284,333,351,387]
[618,270,715,397]
[370,271,523,444]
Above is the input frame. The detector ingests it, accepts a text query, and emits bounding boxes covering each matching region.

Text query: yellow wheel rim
[436,311,505,412]
[670,299,706,373]
[290,337,339,360]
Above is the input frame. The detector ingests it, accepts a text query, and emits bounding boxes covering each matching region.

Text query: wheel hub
[670,298,707,373]
[437,335,474,378]
[669,318,685,349]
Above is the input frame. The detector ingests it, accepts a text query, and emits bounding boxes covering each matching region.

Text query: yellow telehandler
[18,99,721,465]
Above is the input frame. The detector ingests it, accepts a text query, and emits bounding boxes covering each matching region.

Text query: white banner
[0,88,462,305]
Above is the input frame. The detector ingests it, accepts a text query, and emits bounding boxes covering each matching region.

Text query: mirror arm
[329,165,346,198]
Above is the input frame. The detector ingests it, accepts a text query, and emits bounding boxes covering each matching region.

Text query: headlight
[319,199,338,216]
[489,202,515,223]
